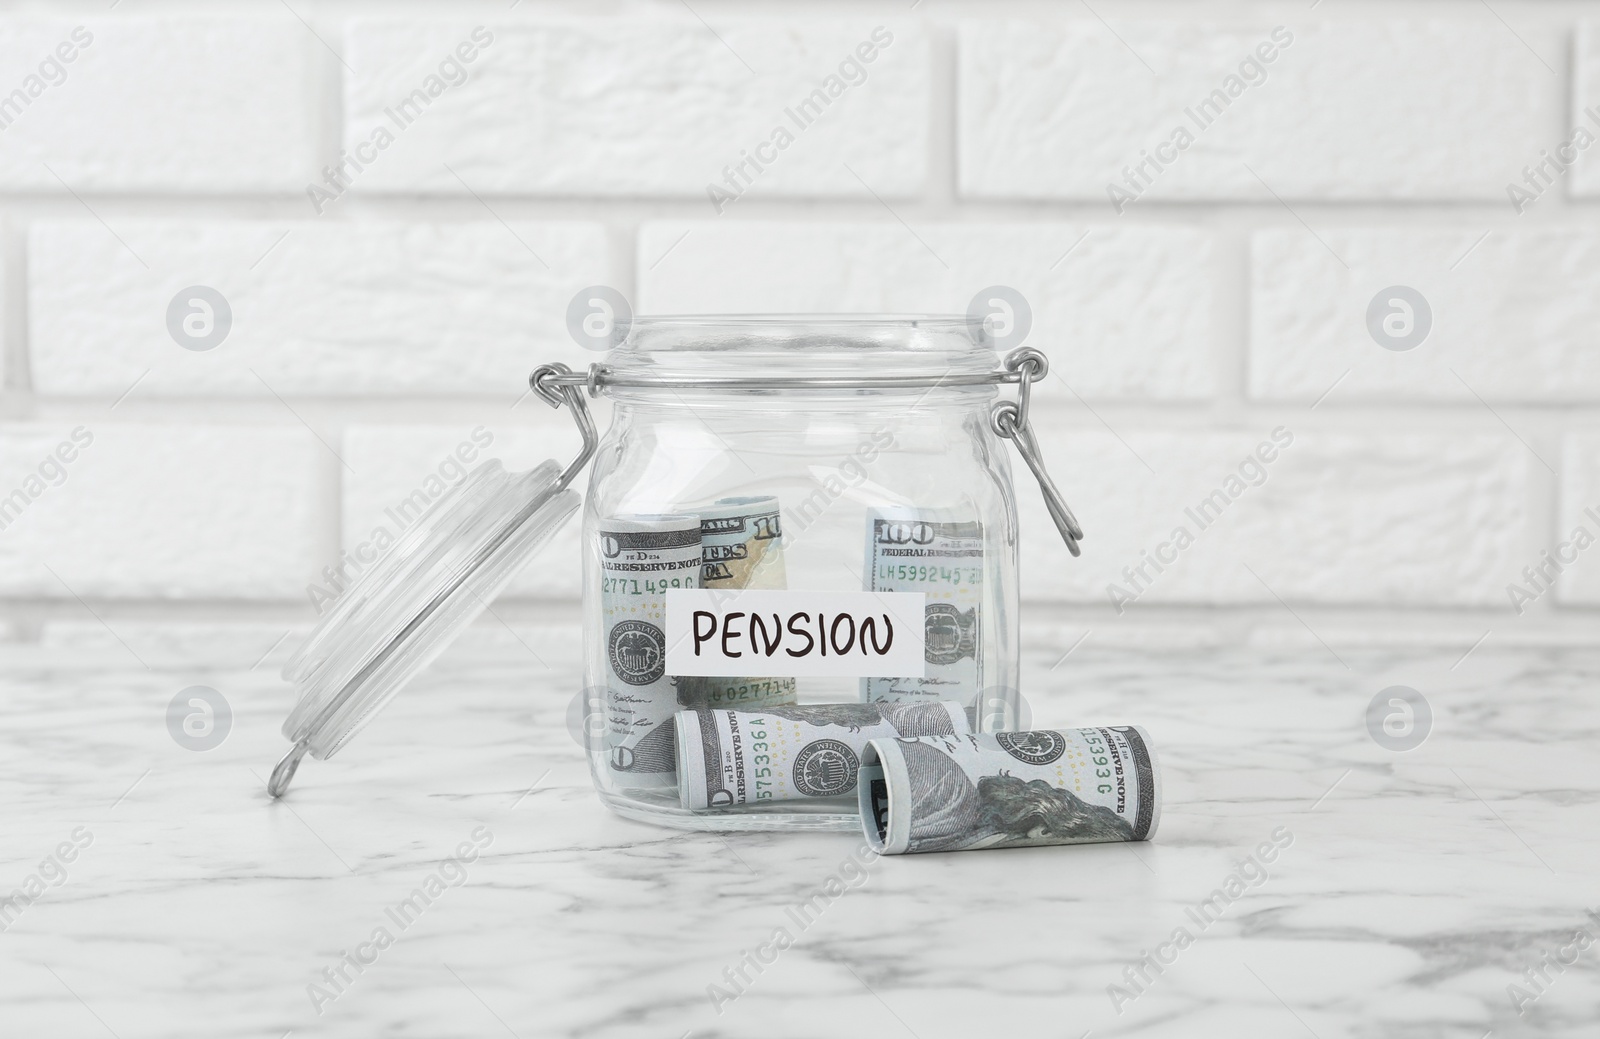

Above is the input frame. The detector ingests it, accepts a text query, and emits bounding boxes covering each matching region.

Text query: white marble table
[2,625,1596,1038]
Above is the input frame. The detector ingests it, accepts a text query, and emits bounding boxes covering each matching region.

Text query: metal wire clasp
[990,348,1084,557]
[531,362,600,490]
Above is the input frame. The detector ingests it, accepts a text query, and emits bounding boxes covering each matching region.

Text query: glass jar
[267,315,1082,835]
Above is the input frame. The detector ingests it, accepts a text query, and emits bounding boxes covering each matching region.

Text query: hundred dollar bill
[675,700,970,810]
[677,497,799,712]
[859,727,1161,855]
[861,506,984,705]
[599,515,702,788]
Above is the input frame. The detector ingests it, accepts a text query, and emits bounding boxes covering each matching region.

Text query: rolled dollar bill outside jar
[676,700,970,810]
[677,497,798,711]
[859,727,1160,855]
[598,514,702,788]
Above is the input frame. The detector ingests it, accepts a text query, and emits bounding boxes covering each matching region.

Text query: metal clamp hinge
[989,348,1084,557]
[531,362,600,490]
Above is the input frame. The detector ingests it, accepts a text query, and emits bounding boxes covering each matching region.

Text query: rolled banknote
[859,727,1160,855]
[861,506,984,705]
[699,496,786,590]
[676,700,971,810]
[678,497,798,711]
[599,515,702,788]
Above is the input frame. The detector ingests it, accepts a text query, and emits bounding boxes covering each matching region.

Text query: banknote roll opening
[858,743,905,854]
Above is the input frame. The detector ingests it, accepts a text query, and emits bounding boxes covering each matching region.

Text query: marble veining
[1,631,1597,1038]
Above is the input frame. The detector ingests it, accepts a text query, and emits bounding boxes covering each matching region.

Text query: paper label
[665,589,926,678]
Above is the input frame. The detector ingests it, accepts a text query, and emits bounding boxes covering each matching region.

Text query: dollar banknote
[699,496,786,590]
[859,727,1160,855]
[677,497,799,712]
[861,506,984,705]
[599,515,702,788]
[675,700,970,810]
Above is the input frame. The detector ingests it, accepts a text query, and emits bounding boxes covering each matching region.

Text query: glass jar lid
[268,459,579,794]
[267,363,598,798]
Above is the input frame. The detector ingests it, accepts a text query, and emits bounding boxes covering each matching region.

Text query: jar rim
[628,313,977,328]
[609,313,1001,386]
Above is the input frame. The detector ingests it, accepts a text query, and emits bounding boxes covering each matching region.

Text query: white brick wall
[960,20,1557,201]
[3,3,1596,650]
[30,221,614,394]
[1250,229,1600,402]
[0,19,316,191]
[1014,425,1530,607]
[0,424,320,599]
[341,18,927,197]
[1569,22,1600,196]
[1558,434,1600,606]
